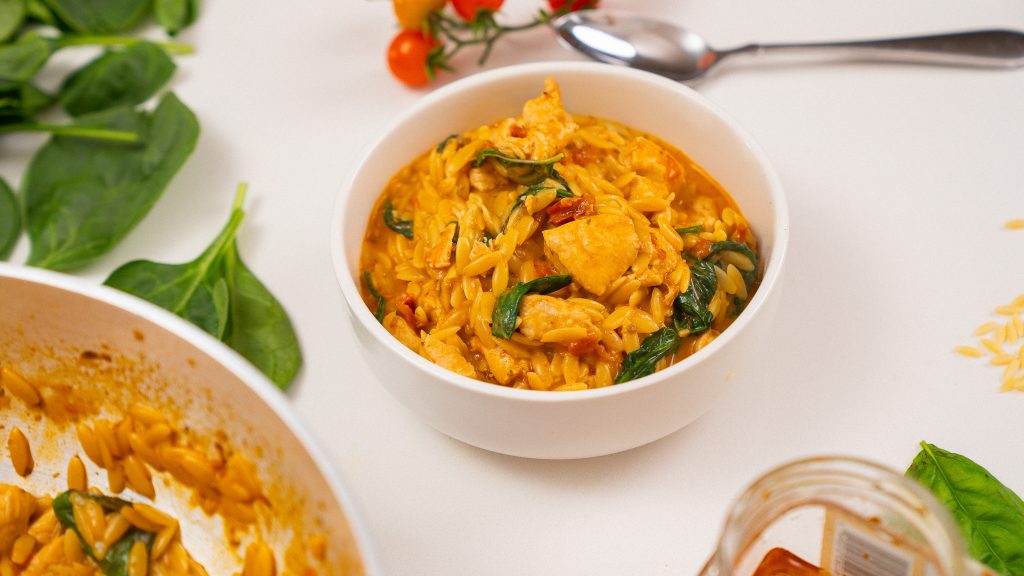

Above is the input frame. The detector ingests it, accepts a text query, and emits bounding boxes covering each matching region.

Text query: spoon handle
[725,30,1024,68]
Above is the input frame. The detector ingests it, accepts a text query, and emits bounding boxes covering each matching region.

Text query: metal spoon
[551,10,1024,82]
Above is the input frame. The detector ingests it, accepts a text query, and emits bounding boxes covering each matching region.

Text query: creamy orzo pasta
[359,78,759,390]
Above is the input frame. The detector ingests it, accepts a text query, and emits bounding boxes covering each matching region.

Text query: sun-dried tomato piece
[690,238,712,260]
[396,293,422,329]
[546,194,595,226]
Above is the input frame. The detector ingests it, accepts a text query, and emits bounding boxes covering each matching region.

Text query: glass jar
[699,456,989,576]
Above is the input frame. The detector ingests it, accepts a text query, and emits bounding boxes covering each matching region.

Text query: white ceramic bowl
[0,263,382,575]
[331,62,788,460]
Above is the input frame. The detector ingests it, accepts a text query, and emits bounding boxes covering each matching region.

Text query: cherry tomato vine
[386,0,599,87]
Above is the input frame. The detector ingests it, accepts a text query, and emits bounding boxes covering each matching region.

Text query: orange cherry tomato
[392,0,446,30]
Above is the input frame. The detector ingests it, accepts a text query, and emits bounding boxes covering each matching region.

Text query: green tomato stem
[0,123,139,142]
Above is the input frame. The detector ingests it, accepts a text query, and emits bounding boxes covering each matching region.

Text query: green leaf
[0,176,19,259]
[154,0,198,36]
[0,0,25,43]
[673,259,717,334]
[474,149,565,186]
[0,34,54,91]
[0,83,53,125]
[59,41,176,116]
[363,271,386,323]
[435,133,457,153]
[382,200,413,239]
[104,205,244,338]
[707,240,759,290]
[614,326,680,384]
[222,243,302,389]
[52,490,155,576]
[491,274,572,338]
[24,92,199,270]
[25,0,62,28]
[40,0,149,34]
[675,224,703,235]
[906,442,1024,576]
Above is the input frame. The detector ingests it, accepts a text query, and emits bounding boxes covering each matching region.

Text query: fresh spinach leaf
[615,326,680,384]
[363,271,386,323]
[25,0,62,28]
[673,259,717,334]
[221,243,302,389]
[383,200,413,239]
[40,0,150,34]
[0,176,19,259]
[24,92,199,270]
[154,0,198,36]
[474,149,565,186]
[53,490,155,576]
[907,442,1024,576]
[707,240,759,290]
[675,224,703,235]
[491,274,572,338]
[0,0,25,43]
[0,34,54,91]
[106,186,303,390]
[0,82,52,124]
[59,41,176,116]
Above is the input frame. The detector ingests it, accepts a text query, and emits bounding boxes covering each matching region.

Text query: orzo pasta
[359,78,760,390]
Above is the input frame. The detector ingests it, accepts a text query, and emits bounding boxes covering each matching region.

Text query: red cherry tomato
[451,0,504,21]
[387,30,438,87]
[548,0,599,12]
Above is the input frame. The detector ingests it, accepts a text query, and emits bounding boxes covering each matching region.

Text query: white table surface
[4,0,1024,574]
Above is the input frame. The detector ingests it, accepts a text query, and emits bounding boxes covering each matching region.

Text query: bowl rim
[0,261,384,575]
[331,61,789,404]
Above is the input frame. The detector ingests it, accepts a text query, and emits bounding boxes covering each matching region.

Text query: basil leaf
[474,149,565,186]
[675,224,703,235]
[907,442,1024,576]
[673,259,717,334]
[59,41,176,116]
[222,243,302,389]
[0,176,19,259]
[154,0,198,36]
[491,274,572,338]
[53,490,155,576]
[707,240,759,290]
[382,200,413,239]
[40,0,149,34]
[615,326,680,384]
[363,271,386,323]
[24,92,199,270]
[106,186,303,390]
[0,35,54,91]
[0,0,25,43]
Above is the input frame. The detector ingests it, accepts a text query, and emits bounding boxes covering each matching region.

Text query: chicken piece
[620,136,683,182]
[636,229,682,287]
[517,295,598,341]
[0,484,37,555]
[422,334,477,378]
[426,222,457,269]
[542,214,640,296]
[489,78,577,160]
[384,312,422,353]
[479,340,523,385]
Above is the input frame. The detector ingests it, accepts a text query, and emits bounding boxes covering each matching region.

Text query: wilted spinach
[707,240,759,291]
[363,271,386,323]
[59,41,175,116]
[52,490,155,576]
[491,274,572,338]
[41,0,150,34]
[105,185,303,390]
[675,224,703,235]
[615,326,680,384]
[383,200,413,239]
[154,0,198,36]
[907,442,1024,576]
[0,176,18,259]
[501,185,573,231]
[673,259,717,334]
[23,92,199,270]
[474,149,565,186]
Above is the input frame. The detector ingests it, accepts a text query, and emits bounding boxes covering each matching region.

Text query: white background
[3,1,1024,574]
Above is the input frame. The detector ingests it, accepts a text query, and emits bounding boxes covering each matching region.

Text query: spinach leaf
[53,490,155,576]
[0,0,25,43]
[221,243,302,389]
[707,240,759,290]
[673,259,717,334]
[40,0,150,34]
[614,326,680,384]
[474,149,565,186]
[491,274,572,338]
[25,0,62,28]
[154,0,198,36]
[0,82,52,124]
[383,200,413,239]
[0,176,19,259]
[0,34,54,91]
[24,92,199,270]
[59,41,176,116]
[435,133,456,153]
[907,442,1024,576]
[363,271,386,323]
[675,224,703,235]
[106,186,303,390]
